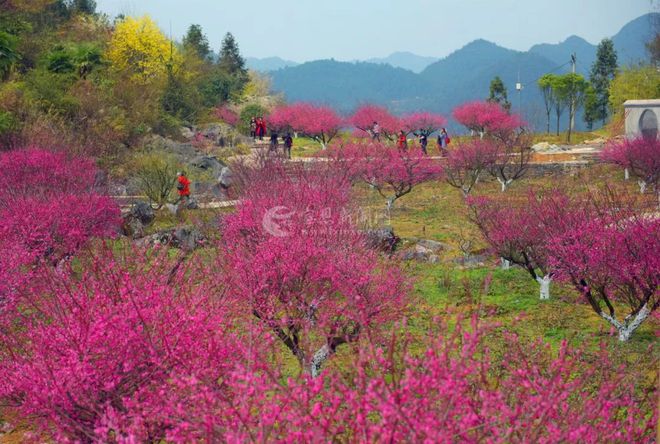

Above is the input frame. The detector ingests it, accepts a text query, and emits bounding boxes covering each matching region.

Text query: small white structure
[624,99,660,140]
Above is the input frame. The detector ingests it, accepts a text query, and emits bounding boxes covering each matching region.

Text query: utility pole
[516,69,522,116]
[570,53,576,132]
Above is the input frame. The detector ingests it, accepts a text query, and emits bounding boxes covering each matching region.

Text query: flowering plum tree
[487,129,533,192]
[327,142,443,211]
[544,188,659,341]
[453,101,523,139]
[600,136,659,194]
[214,105,239,126]
[349,104,400,140]
[444,139,498,197]
[468,191,560,299]
[221,158,408,376]
[286,102,342,149]
[0,249,252,442]
[0,148,120,300]
[402,111,447,137]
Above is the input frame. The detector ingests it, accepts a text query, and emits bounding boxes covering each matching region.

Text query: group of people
[250,117,267,140]
[269,131,294,159]
[368,121,449,155]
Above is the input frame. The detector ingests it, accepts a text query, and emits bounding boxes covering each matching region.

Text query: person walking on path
[250,117,257,140]
[284,133,293,159]
[397,130,408,151]
[437,128,450,156]
[270,130,279,151]
[372,122,381,141]
[419,133,428,155]
[176,171,191,205]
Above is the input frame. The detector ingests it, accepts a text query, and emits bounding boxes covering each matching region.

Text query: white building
[624,99,660,140]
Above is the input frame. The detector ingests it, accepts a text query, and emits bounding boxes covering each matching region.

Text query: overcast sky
[95,0,657,61]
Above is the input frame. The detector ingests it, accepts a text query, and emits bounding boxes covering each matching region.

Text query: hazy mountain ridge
[267,13,658,130]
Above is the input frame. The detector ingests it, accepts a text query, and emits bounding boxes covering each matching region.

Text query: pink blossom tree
[487,129,533,192]
[214,106,239,127]
[286,102,342,149]
[0,148,120,300]
[327,142,443,211]
[453,101,523,139]
[468,191,559,299]
[349,104,401,140]
[444,139,498,197]
[221,158,408,377]
[267,103,295,134]
[0,248,255,442]
[401,111,447,137]
[600,136,659,194]
[544,188,659,341]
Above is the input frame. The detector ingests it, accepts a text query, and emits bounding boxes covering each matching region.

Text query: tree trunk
[536,275,551,300]
[497,177,512,192]
[624,168,629,180]
[638,180,647,194]
[500,258,511,270]
[304,344,332,378]
[546,111,550,134]
[599,302,651,342]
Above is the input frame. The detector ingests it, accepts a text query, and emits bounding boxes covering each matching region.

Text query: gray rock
[130,201,155,226]
[137,226,206,251]
[218,166,233,188]
[416,239,448,253]
[190,155,225,173]
[180,126,195,140]
[185,197,199,210]
[364,227,400,253]
[398,246,439,264]
[173,227,205,251]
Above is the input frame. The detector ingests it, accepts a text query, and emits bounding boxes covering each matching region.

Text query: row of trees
[0,146,655,441]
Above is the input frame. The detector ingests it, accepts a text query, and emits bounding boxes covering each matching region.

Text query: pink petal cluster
[401,111,447,136]
[268,103,343,145]
[326,141,443,208]
[453,101,524,137]
[349,104,401,139]
[600,136,659,192]
[214,106,239,126]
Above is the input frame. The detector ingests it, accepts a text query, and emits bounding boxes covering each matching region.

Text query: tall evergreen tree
[586,38,618,127]
[218,32,247,76]
[487,76,511,112]
[183,24,211,61]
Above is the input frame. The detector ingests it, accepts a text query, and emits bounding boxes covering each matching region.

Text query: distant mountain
[365,51,438,73]
[268,13,658,131]
[270,60,428,113]
[611,13,658,65]
[246,56,298,72]
[529,35,596,75]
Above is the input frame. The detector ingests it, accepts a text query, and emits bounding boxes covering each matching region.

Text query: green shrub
[238,103,267,134]
[131,151,181,209]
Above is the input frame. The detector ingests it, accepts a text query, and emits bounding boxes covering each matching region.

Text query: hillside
[270,59,428,113]
[246,56,299,72]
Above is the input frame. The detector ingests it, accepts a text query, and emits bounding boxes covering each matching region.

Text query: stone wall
[624,99,660,140]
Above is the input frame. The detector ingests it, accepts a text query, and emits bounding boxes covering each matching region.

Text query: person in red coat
[397,130,408,151]
[176,171,191,204]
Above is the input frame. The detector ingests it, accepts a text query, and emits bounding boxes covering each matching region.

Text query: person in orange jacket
[176,171,191,204]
